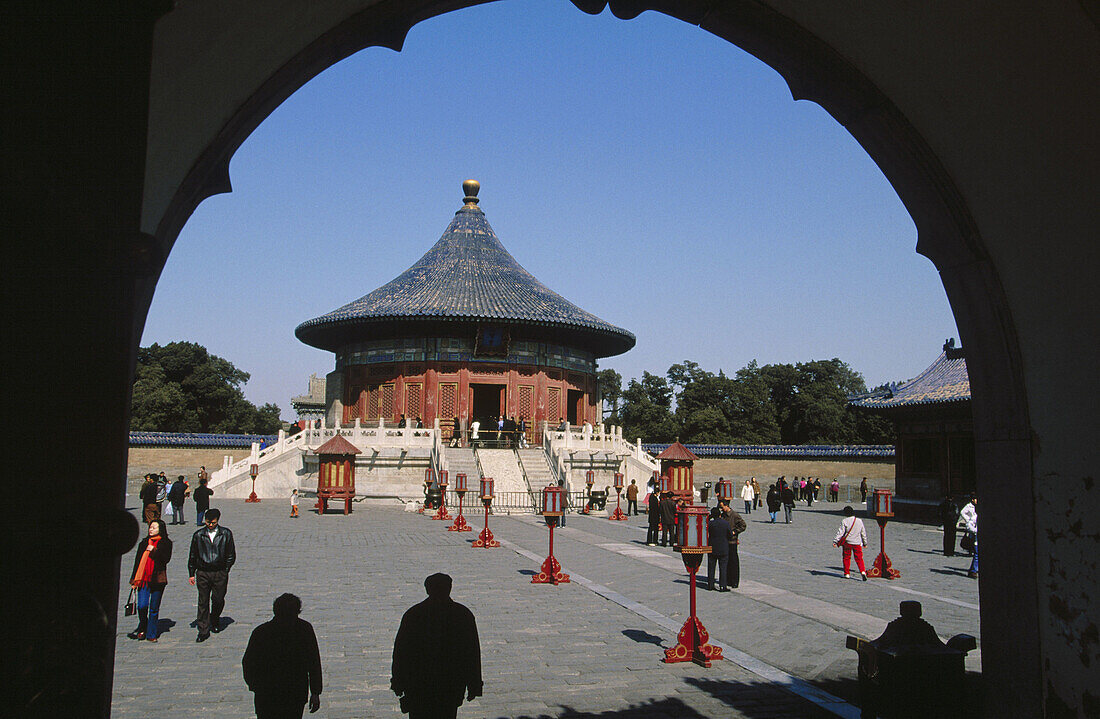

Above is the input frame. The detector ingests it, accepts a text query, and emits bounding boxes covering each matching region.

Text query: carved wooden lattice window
[519,385,534,442]
[364,386,380,419]
[405,383,422,420]
[381,383,395,420]
[548,387,561,424]
[439,383,457,419]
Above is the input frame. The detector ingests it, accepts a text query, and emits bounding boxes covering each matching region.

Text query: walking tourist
[766,484,781,523]
[806,479,815,507]
[626,479,639,515]
[781,483,796,523]
[813,478,822,501]
[706,507,732,591]
[392,573,483,719]
[290,488,300,518]
[860,477,868,503]
[193,475,213,526]
[751,477,762,509]
[139,474,160,524]
[829,479,840,502]
[727,504,747,589]
[939,495,957,556]
[449,417,462,448]
[168,475,187,524]
[960,494,978,578]
[834,506,868,580]
[243,593,322,718]
[126,518,172,642]
[188,507,236,642]
[646,491,660,545]
[659,491,678,547]
[740,480,754,514]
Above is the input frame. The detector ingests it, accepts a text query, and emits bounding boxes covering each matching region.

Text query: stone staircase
[517,448,555,491]
[442,447,480,486]
[474,449,529,496]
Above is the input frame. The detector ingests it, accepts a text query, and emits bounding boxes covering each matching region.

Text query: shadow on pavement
[499,697,709,718]
[518,568,536,576]
[929,567,973,577]
[685,677,839,718]
[621,629,664,646]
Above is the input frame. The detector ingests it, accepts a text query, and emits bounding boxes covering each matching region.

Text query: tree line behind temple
[598,359,895,446]
[129,342,894,445]
[130,342,283,434]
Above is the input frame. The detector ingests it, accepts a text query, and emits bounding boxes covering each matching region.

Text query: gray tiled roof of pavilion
[295,181,635,357]
[848,348,970,410]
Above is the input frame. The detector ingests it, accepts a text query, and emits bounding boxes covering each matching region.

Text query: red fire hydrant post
[431,470,452,520]
[533,484,570,584]
[472,477,500,548]
[246,463,261,503]
[866,489,901,579]
[447,473,472,532]
[663,505,722,667]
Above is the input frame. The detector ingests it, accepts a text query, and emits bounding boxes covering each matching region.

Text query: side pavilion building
[295,180,635,442]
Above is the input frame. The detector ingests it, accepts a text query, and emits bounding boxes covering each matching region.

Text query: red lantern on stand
[419,468,434,514]
[431,470,452,520]
[580,470,595,514]
[447,472,472,532]
[608,472,627,521]
[716,478,734,507]
[532,484,570,584]
[866,489,901,579]
[246,463,261,503]
[313,435,359,514]
[472,477,500,548]
[664,505,723,667]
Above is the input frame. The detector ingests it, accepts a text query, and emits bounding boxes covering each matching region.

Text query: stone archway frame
[148,1,1038,715]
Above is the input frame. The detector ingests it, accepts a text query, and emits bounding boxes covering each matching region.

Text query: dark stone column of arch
[3,2,171,717]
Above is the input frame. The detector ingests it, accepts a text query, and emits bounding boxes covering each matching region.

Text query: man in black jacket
[243,593,322,718]
[707,507,732,591]
[658,492,678,547]
[646,491,660,545]
[392,574,482,719]
[188,507,236,642]
[167,475,187,524]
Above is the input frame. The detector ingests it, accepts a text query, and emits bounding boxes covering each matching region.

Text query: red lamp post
[447,473,472,532]
[664,505,723,667]
[609,472,628,521]
[246,463,261,503]
[716,478,733,508]
[580,470,595,514]
[472,477,500,548]
[866,489,901,579]
[431,470,452,520]
[532,484,570,584]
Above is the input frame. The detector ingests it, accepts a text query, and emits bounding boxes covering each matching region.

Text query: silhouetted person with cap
[392,573,483,719]
[243,593,322,718]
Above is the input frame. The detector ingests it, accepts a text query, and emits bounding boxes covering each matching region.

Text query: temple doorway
[567,389,584,426]
[471,383,505,433]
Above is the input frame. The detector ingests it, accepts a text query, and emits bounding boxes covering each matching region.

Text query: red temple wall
[340,361,597,433]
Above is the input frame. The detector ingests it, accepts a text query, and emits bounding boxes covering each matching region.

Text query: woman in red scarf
[127,519,173,642]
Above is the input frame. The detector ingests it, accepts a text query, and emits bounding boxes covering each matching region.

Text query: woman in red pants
[834,505,868,581]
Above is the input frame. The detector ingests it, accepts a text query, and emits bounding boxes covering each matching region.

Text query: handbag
[960,533,975,552]
[124,587,137,616]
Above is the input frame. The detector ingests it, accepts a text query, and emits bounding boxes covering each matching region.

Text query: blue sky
[142,1,957,420]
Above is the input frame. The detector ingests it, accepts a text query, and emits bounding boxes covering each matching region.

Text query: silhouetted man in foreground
[243,593,322,718]
[392,573,483,719]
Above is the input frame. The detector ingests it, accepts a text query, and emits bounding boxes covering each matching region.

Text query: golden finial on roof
[462,179,480,208]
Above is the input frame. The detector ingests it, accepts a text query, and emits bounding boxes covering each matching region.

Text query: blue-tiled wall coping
[642,444,895,458]
[129,432,279,448]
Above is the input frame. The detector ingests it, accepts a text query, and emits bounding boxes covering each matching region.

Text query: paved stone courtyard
[112,498,981,718]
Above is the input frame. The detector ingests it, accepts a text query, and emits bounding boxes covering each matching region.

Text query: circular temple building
[295,180,635,442]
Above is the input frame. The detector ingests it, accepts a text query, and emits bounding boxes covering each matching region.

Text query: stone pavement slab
[112,498,978,718]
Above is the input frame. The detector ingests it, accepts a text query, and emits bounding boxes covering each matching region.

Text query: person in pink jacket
[834,505,868,580]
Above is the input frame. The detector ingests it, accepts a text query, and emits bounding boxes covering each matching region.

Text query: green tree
[619,372,678,443]
[597,368,623,424]
[130,342,283,434]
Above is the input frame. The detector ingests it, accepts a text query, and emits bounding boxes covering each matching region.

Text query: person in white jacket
[740,480,755,515]
[959,495,978,578]
[834,506,869,580]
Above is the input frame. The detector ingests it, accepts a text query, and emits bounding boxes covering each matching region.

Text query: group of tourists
[137,466,214,527]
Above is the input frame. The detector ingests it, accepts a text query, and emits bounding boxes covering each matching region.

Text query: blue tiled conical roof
[296,181,635,358]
